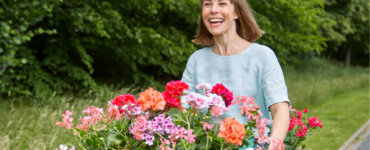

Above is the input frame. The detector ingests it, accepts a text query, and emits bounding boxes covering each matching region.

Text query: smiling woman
[182,0,290,150]
[192,0,264,46]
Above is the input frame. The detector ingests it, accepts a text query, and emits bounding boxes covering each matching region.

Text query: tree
[250,0,327,65]
[0,0,328,97]
[320,0,369,67]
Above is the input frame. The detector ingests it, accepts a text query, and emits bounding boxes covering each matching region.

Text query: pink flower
[160,138,171,150]
[303,108,308,113]
[106,104,120,121]
[82,106,103,125]
[289,105,296,112]
[272,138,285,150]
[195,83,213,92]
[200,122,213,131]
[56,110,73,130]
[200,121,214,131]
[185,129,196,143]
[145,135,155,146]
[239,105,256,119]
[56,121,63,129]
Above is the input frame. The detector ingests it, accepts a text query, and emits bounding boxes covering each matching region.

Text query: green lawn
[303,87,370,150]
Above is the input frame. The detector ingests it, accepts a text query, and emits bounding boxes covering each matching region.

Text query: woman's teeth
[210,19,224,23]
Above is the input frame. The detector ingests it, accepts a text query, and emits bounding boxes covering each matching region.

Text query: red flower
[307,116,322,128]
[296,110,303,119]
[288,118,303,131]
[162,80,189,109]
[112,94,137,107]
[296,125,307,137]
[210,83,233,107]
[303,108,308,113]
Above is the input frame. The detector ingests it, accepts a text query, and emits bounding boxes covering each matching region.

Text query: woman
[181,0,290,149]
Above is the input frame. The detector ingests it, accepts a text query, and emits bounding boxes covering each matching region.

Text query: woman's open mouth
[209,18,224,27]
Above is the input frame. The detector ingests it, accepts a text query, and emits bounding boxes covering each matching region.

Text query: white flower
[59,145,68,150]
[196,83,213,92]
[207,93,225,107]
[183,92,210,109]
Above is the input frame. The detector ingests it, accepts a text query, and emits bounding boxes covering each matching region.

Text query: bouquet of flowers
[55,81,286,150]
[283,106,323,149]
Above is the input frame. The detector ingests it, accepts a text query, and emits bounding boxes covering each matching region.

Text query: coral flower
[138,87,166,111]
[217,118,245,146]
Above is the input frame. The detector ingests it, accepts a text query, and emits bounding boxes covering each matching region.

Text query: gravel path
[358,135,369,150]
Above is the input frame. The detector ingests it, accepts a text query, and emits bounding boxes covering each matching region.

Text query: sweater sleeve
[261,46,290,111]
[181,54,196,93]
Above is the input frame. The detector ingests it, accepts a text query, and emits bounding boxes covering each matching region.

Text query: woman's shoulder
[187,47,212,61]
[250,43,275,55]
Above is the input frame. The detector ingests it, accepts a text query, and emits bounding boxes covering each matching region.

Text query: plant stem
[213,123,219,135]
[206,133,209,150]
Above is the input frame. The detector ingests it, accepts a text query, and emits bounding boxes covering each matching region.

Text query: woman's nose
[210,4,219,14]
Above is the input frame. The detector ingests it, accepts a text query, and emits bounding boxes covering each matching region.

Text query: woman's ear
[233,12,238,20]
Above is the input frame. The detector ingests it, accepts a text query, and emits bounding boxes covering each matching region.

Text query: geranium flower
[112,94,137,107]
[296,125,308,137]
[217,118,245,146]
[195,83,213,92]
[307,116,322,128]
[200,121,214,131]
[272,138,285,150]
[162,80,189,109]
[210,83,233,107]
[106,104,121,121]
[296,110,303,119]
[138,87,166,111]
[56,110,73,130]
[303,108,308,113]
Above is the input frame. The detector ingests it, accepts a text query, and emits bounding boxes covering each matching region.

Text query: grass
[303,86,369,150]
[0,58,368,149]
[283,58,369,109]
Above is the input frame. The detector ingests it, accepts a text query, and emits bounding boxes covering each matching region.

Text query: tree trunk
[345,44,351,68]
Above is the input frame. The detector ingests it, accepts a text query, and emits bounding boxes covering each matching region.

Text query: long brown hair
[192,0,264,46]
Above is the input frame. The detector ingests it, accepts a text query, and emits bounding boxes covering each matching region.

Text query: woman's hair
[192,0,264,46]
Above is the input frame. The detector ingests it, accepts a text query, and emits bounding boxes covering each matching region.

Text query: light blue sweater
[181,43,290,127]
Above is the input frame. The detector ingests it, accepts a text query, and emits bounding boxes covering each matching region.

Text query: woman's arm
[267,101,290,149]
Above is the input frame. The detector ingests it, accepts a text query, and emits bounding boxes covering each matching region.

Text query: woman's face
[202,0,238,36]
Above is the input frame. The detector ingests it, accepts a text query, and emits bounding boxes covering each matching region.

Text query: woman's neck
[212,33,252,56]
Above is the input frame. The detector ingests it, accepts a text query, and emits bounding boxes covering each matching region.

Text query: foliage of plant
[250,0,327,64]
[283,106,322,149]
[0,0,331,97]
[55,81,287,150]
[320,0,369,67]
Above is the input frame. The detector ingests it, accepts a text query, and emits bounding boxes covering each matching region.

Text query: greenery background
[0,0,368,97]
[0,0,369,149]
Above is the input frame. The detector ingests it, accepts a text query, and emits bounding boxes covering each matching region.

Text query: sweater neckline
[208,43,256,58]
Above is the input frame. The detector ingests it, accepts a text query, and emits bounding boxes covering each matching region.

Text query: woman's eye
[204,3,211,6]
[220,3,227,5]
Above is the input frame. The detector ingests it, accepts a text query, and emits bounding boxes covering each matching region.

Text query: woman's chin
[209,31,226,36]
